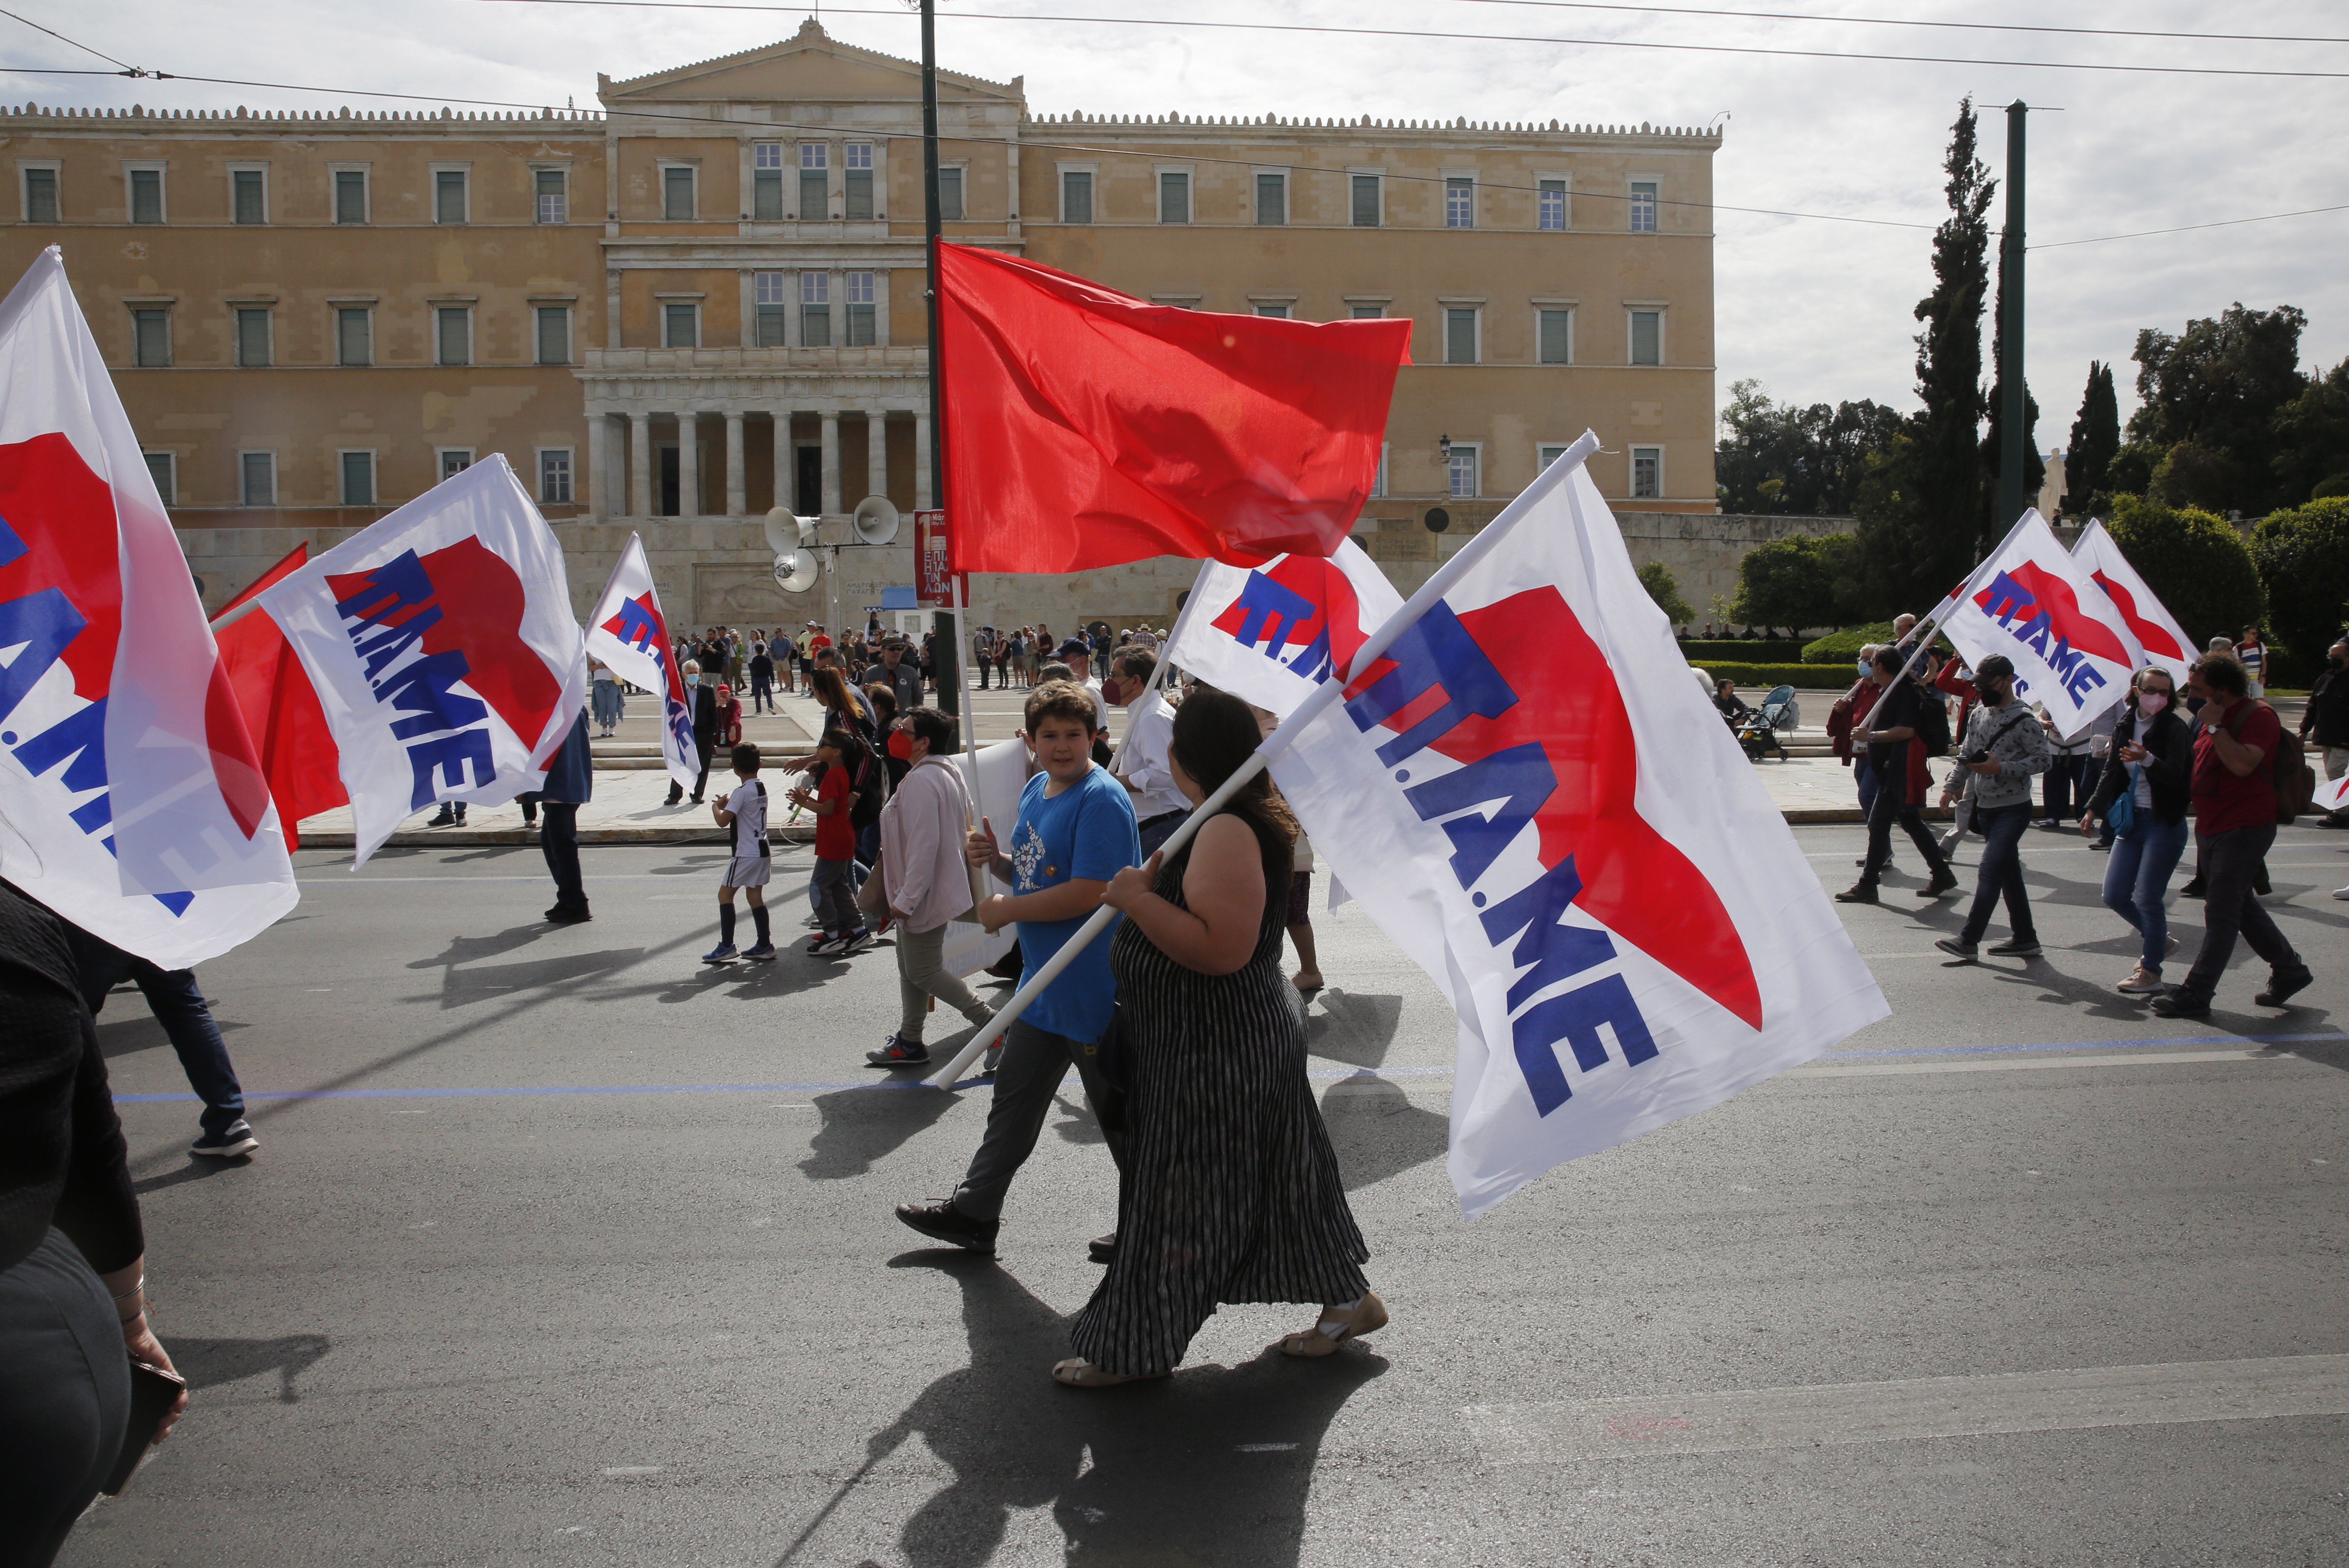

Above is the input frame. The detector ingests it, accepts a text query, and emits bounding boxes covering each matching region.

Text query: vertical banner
[914,509,961,609]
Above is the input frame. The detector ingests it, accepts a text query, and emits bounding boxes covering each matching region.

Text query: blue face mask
[685,673,699,687]
[1856,658,1870,675]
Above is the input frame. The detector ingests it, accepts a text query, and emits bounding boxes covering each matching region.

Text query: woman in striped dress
[1058,688,1382,1387]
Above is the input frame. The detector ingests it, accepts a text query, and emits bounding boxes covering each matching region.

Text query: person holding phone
[2081,668,2192,995]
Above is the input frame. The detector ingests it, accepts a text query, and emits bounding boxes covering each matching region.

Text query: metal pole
[921,0,960,719]
[1997,100,2028,534]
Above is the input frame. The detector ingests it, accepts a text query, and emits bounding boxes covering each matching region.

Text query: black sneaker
[1934,937,1979,961]
[1987,936,2042,958]
[191,1121,259,1158]
[1088,1232,1118,1265]
[545,902,591,924]
[2255,968,2314,1008]
[427,806,457,826]
[2150,992,2211,1018]
[2179,877,2206,899]
[866,1033,931,1067]
[895,1198,998,1254]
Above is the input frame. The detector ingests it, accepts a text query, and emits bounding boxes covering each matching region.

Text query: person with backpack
[1838,646,1957,904]
[1929,655,2052,959]
[2152,652,2315,1016]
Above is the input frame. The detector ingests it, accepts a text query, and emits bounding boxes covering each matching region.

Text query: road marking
[1462,1354,2349,1465]
[600,1466,663,1477]
[1791,1048,2282,1078]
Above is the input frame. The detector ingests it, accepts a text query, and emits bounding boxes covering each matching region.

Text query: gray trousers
[897,921,991,1042]
[811,857,860,935]
[953,1018,1127,1222]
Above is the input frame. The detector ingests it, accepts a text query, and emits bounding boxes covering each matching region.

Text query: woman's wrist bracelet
[112,1274,146,1302]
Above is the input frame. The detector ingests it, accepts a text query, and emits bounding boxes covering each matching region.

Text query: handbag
[2106,764,2137,836]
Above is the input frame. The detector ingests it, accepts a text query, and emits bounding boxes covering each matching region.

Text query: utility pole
[919,0,961,718]
[1996,99,2028,532]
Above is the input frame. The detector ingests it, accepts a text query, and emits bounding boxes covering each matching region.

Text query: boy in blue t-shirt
[894,680,1138,1256]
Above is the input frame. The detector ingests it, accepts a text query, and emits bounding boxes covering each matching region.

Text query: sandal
[1275,1289,1388,1357]
[1051,1358,1165,1388]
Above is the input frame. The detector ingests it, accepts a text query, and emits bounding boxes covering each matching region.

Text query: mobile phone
[101,1359,188,1496]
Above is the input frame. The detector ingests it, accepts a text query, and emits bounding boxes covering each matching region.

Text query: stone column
[629,412,652,518]
[677,412,701,519]
[914,412,932,511]
[866,410,888,507]
[587,412,611,520]
[772,411,794,515]
[724,410,746,516]
[819,409,841,517]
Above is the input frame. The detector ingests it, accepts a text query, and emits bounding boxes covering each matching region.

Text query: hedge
[1683,662,1859,690]
[1676,639,1808,662]
[1800,623,1896,664]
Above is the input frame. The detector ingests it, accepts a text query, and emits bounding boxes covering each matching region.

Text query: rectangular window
[540,449,574,504]
[1630,309,1662,366]
[1631,445,1662,498]
[753,142,784,219]
[1538,308,1571,364]
[662,166,694,221]
[1255,172,1285,226]
[440,449,473,482]
[845,271,876,347]
[1158,170,1189,225]
[129,168,163,224]
[1349,303,1385,319]
[434,169,467,224]
[23,167,58,222]
[144,451,174,505]
[754,270,787,346]
[844,142,873,221]
[336,306,370,367]
[233,169,266,224]
[1253,303,1290,319]
[1538,178,1566,231]
[133,308,171,368]
[535,168,567,224]
[662,302,697,349]
[799,142,827,218]
[1444,307,1478,365]
[340,451,375,507]
[937,166,964,221]
[1629,179,1658,232]
[1538,444,1573,473]
[799,271,830,347]
[1445,176,1474,228]
[235,307,271,368]
[1448,448,1478,498]
[535,305,570,365]
[436,306,470,367]
[1350,173,1379,227]
[240,451,275,507]
[334,169,367,224]
[1061,170,1092,223]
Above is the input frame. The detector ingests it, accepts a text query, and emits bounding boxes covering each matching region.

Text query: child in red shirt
[788,728,867,955]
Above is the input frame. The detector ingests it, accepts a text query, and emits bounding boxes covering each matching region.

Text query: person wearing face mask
[1932,654,2052,960]
[2082,669,2192,994]
[665,659,721,806]
[867,708,997,1068]
[2299,633,2349,835]
[1837,646,1955,903]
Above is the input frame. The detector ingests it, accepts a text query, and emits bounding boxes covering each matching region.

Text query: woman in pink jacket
[866,707,997,1069]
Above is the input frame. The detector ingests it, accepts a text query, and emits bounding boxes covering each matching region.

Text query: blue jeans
[2042,754,2094,822]
[1854,759,1879,816]
[2101,813,2189,972]
[65,927,247,1138]
[1958,802,2035,945]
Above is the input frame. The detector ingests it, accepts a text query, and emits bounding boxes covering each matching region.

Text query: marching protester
[1933,655,2052,960]
[536,707,594,925]
[2152,653,2314,1016]
[590,656,623,736]
[2301,632,2349,831]
[1108,647,1189,857]
[787,727,871,957]
[1932,655,1981,858]
[703,743,777,964]
[2081,669,2192,994]
[64,924,257,1159]
[1059,687,1377,1387]
[2039,705,2110,832]
[664,659,720,806]
[895,680,1139,1256]
[868,707,998,1068]
[1838,646,1957,902]
[2,882,189,1565]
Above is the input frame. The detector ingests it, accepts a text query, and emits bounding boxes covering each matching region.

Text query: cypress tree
[2062,361,2121,518]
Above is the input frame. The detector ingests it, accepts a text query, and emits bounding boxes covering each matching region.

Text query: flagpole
[925,429,1602,1090]
[1108,557,1211,768]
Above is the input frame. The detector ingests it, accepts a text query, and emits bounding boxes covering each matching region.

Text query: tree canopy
[2102,496,2266,653]
[2130,304,2308,514]
[1636,560,1694,625]
[1729,533,1860,633]
[2061,361,2119,520]
[2250,496,2349,677]
[1715,380,1904,516]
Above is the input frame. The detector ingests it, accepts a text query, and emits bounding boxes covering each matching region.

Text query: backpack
[2266,707,2316,824]
[1912,683,1952,758]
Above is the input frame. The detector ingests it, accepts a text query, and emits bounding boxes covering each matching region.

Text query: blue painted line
[109,1033,2344,1107]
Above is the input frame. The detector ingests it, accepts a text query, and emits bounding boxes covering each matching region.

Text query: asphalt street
[60,820,2349,1568]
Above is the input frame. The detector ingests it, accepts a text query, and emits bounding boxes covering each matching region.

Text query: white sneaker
[2335,885,2349,901]
[2117,967,2165,995]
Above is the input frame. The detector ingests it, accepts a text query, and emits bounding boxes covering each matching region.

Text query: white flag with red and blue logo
[583,532,698,796]
[1938,509,2144,735]
[1265,444,1888,1217]
[0,247,296,966]
[257,455,583,866]
[2070,518,2195,690]
[1162,538,1403,718]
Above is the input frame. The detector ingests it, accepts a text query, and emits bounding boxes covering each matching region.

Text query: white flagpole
[1109,557,1212,768]
[925,430,1603,1089]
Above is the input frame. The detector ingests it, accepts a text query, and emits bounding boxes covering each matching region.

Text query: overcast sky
[14,1,2345,447]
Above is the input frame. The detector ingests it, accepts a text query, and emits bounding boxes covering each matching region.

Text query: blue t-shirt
[1009,764,1139,1043]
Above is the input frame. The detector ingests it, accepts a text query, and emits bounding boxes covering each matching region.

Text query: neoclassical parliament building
[2,20,1746,630]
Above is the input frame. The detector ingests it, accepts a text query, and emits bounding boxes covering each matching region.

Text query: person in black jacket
[2083,668,2195,996]
[1,880,186,1565]
[2301,633,2349,830]
[666,660,721,806]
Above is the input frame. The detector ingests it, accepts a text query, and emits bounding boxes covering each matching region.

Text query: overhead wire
[0,6,142,74]
[1440,0,2349,48]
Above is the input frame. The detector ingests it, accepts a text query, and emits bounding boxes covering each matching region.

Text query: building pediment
[600,18,1022,107]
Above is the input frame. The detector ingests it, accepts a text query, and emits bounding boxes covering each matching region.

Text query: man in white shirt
[1107,646,1188,855]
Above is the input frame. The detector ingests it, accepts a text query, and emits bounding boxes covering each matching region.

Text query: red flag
[936,243,1411,573]
[212,545,346,851]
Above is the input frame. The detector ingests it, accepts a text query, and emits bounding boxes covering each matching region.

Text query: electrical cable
[2030,201,2349,251]
[1441,0,2349,48]
[0,6,142,74]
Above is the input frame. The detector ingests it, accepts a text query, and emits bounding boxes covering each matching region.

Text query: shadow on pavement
[778,1254,1383,1568]
[1304,989,1403,1068]
[132,1155,249,1196]
[1320,1076,1448,1193]
[168,1333,332,1403]
[801,1085,961,1180]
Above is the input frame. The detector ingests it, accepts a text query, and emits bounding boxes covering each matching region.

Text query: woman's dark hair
[1169,687,1297,847]
[808,665,866,721]
[863,682,898,725]
[904,706,958,755]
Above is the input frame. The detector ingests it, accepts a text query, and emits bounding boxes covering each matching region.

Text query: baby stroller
[1735,684,1799,762]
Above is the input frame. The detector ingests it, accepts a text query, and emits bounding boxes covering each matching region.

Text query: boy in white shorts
[705,742,777,963]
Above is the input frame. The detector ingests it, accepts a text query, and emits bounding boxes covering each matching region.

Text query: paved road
[62,823,2349,1567]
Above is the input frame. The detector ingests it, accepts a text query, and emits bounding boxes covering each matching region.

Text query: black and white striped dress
[1069,809,1370,1377]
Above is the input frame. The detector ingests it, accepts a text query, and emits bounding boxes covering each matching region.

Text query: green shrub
[2105,495,2266,650]
[1637,560,1695,624]
[1685,661,1862,690]
[2251,496,2349,684]
[1676,639,1808,662]
[1728,532,1861,632]
[1800,623,1897,664]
